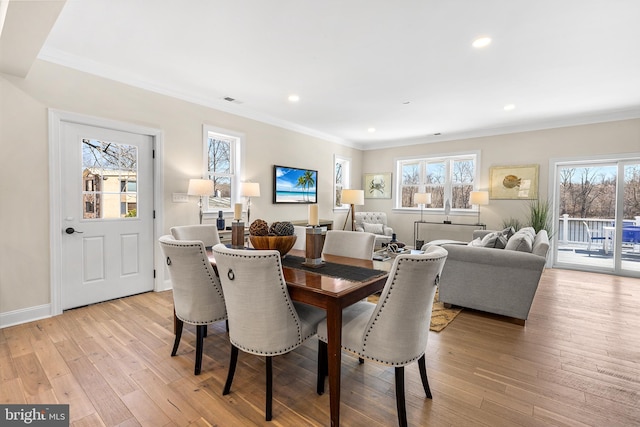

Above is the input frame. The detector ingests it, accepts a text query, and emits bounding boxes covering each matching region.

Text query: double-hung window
[202,125,243,212]
[334,155,351,209]
[395,151,479,211]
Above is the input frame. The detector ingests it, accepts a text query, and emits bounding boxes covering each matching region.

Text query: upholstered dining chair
[170,224,221,248]
[316,246,448,427]
[212,244,326,421]
[158,235,227,375]
[321,229,376,260]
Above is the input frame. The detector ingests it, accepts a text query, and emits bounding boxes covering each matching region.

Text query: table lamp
[240,182,260,225]
[469,190,489,225]
[187,179,214,224]
[413,192,432,222]
[341,189,364,231]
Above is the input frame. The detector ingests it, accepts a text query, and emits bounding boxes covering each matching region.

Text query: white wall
[362,119,640,244]
[2,58,639,326]
[0,60,362,322]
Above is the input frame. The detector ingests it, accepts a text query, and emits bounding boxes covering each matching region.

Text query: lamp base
[231,221,245,249]
[303,226,324,268]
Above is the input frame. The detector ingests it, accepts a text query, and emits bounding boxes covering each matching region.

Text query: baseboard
[0,304,52,329]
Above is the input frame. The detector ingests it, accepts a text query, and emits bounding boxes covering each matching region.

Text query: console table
[414,221,486,248]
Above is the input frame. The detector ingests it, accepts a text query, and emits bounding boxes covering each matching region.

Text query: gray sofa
[429,228,549,325]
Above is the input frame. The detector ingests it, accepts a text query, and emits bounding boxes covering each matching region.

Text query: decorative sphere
[249,219,269,236]
[273,221,295,236]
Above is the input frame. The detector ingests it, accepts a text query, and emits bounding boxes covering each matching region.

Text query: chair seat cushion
[293,302,327,341]
[317,301,376,356]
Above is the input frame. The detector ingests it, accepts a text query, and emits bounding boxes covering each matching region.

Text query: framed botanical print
[364,172,392,199]
[489,164,539,200]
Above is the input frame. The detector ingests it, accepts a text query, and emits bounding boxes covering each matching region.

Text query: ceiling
[13,1,640,149]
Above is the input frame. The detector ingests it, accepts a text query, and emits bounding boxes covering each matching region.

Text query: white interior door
[60,122,154,309]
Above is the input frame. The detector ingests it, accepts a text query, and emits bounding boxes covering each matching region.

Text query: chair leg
[418,355,432,399]
[223,345,239,395]
[317,340,327,395]
[265,356,273,421]
[194,325,206,375]
[395,366,408,427]
[171,318,184,356]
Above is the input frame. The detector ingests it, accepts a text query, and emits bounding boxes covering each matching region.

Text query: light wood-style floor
[2,268,639,426]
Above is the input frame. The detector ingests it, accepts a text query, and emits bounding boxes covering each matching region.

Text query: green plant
[527,199,553,236]
[501,217,523,231]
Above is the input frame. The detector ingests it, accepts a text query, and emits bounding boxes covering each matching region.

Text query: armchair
[354,212,394,247]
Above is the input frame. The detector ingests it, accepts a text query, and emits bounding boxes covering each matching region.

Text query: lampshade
[341,189,364,205]
[241,182,261,198]
[469,190,489,206]
[414,192,432,205]
[187,179,214,196]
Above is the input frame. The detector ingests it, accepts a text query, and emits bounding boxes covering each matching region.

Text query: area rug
[367,290,462,332]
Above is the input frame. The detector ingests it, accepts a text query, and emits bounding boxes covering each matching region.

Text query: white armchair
[354,212,394,247]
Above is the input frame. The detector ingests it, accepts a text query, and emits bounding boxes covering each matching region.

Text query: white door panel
[60,122,154,309]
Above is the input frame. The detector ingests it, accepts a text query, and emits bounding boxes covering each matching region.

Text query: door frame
[549,152,640,277]
[49,109,165,316]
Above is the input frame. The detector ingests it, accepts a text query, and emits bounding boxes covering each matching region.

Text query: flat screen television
[273,165,318,204]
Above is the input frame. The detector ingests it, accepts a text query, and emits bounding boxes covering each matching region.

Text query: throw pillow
[519,227,536,239]
[480,232,508,249]
[362,222,384,235]
[504,232,534,252]
[468,237,483,247]
[501,226,516,240]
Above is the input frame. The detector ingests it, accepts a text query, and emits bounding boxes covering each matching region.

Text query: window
[395,152,479,211]
[334,155,351,209]
[203,125,243,212]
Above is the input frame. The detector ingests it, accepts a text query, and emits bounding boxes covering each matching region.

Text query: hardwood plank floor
[1,268,639,426]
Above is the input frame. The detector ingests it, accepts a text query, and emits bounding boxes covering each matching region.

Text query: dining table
[206,247,390,427]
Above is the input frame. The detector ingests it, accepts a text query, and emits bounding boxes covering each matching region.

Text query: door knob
[65,227,83,234]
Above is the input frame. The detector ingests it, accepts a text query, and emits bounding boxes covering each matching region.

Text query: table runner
[281,255,387,282]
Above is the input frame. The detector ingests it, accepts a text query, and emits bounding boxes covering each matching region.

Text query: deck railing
[557,214,640,245]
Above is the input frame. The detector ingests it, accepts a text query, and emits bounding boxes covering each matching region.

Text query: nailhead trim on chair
[215,249,306,355]
[164,239,227,325]
[360,255,447,367]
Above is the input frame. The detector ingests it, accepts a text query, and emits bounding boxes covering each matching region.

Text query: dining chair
[316,246,448,427]
[170,224,221,248]
[158,235,227,375]
[212,244,326,421]
[321,229,376,260]
[583,221,607,255]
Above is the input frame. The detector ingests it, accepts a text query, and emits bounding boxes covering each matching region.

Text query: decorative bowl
[249,235,297,257]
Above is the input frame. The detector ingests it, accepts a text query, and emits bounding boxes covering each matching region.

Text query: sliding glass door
[553,155,640,277]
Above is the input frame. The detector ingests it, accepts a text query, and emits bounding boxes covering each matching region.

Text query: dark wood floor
[1,268,639,426]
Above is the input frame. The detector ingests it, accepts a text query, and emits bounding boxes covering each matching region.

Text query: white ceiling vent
[223,96,242,104]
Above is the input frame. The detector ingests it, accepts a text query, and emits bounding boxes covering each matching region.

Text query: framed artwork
[364,172,392,199]
[489,164,539,200]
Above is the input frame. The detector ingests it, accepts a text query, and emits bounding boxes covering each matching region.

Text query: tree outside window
[397,152,478,211]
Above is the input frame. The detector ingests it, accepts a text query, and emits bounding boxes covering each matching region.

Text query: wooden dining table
[207,248,390,427]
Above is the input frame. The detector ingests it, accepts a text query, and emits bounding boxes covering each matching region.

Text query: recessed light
[367,127,376,133]
[472,37,492,48]
[504,104,516,111]
[288,94,300,102]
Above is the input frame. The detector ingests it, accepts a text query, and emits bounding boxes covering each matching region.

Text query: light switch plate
[173,193,189,203]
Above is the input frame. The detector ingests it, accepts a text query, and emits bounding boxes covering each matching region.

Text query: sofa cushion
[362,222,384,235]
[505,231,534,252]
[481,231,508,249]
